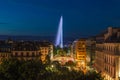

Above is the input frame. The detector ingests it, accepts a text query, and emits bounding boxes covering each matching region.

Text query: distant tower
[55,16,63,48]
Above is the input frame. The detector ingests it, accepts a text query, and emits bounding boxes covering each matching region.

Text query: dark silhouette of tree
[0,58,21,80]
[86,70,104,80]
[0,58,104,80]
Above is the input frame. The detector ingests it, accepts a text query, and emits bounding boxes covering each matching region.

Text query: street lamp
[51,64,54,68]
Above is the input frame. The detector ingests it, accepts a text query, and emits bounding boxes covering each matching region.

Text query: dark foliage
[0,58,104,80]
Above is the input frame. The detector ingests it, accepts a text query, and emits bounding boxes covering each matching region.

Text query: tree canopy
[0,58,104,80]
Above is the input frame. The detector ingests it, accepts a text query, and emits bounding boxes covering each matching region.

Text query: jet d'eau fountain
[55,16,63,48]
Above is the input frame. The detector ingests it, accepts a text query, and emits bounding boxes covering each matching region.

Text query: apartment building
[95,27,120,80]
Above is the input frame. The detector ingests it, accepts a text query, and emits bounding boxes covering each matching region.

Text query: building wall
[0,41,53,63]
[86,38,96,66]
[103,43,120,80]
[11,51,40,60]
[72,39,86,71]
[0,52,10,63]
[40,47,49,62]
[95,26,120,80]
[95,43,104,72]
[95,43,120,80]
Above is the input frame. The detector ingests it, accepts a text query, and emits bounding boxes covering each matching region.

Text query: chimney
[117,32,120,38]
[108,27,113,36]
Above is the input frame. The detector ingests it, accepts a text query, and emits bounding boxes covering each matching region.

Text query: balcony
[96,47,103,52]
[11,54,41,57]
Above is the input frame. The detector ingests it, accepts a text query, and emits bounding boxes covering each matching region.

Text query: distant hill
[0,35,76,43]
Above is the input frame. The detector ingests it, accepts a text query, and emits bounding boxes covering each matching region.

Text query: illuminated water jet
[55,16,63,48]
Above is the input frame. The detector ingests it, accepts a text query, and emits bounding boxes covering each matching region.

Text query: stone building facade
[0,40,53,63]
[95,27,120,80]
[72,38,87,71]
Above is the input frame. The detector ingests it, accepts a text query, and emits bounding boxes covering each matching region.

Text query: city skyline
[0,0,120,38]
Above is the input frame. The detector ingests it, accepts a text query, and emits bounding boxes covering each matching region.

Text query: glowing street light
[51,64,54,68]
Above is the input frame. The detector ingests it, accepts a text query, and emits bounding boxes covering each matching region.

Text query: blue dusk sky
[0,0,120,38]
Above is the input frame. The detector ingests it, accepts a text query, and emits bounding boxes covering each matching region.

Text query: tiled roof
[105,33,120,43]
[12,42,39,51]
[96,30,107,37]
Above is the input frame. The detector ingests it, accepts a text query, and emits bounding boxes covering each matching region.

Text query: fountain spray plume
[55,16,63,48]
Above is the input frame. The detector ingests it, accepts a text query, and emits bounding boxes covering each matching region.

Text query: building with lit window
[38,41,53,62]
[0,41,11,63]
[86,37,96,66]
[0,40,53,63]
[11,41,40,60]
[95,27,120,80]
[72,38,86,71]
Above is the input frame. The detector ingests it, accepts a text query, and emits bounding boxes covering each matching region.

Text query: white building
[95,27,120,80]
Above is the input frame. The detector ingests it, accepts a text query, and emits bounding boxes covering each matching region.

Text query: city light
[51,64,54,68]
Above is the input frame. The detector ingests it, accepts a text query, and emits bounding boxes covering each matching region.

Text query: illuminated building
[0,40,53,63]
[38,41,53,62]
[95,27,120,80]
[11,41,40,60]
[0,41,11,63]
[86,37,96,66]
[72,39,86,71]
